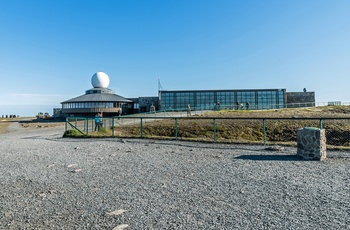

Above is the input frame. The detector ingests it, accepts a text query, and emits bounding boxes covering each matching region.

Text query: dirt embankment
[0,121,10,134]
[0,118,65,135]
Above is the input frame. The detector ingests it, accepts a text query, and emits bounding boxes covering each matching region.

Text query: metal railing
[160,102,350,111]
[65,115,350,149]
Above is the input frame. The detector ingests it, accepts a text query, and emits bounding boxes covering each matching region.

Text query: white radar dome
[91,72,110,88]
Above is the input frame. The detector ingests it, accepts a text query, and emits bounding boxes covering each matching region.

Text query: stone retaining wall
[297,127,326,161]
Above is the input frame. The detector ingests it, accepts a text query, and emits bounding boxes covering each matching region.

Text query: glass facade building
[159,89,286,110]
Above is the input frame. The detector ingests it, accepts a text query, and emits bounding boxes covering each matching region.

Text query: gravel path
[1,123,350,229]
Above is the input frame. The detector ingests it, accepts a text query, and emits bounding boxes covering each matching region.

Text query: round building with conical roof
[61,72,133,117]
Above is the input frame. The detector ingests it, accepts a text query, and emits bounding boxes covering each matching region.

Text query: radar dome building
[61,72,133,117]
[91,72,110,88]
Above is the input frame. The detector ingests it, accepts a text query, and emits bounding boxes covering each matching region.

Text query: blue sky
[1,0,349,116]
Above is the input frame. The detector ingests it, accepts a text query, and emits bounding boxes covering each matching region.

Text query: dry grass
[0,121,10,134]
[113,106,350,148]
[59,106,350,149]
[204,105,350,118]
[0,117,64,135]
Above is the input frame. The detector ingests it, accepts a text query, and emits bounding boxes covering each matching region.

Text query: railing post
[263,119,266,146]
[319,119,323,129]
[112,117,115,137]
[140,118,143,138]
[175,118,178,140]
[86,118,88,135]
[65,118,67,132]
[213,118,217,143]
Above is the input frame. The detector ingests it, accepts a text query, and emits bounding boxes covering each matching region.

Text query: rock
[105,209,127,216]
[112,224,129,230]
[67,164,78,168]
[4,211,13,218]
[47,164,55,168]
[38,193,46,198]
[264,146,284,151]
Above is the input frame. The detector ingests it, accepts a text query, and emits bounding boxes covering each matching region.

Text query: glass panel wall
[161,92,175,110]
[62,102,121,109]
[195,92,214,110]
[216,91,235,109]
[175,92,195,110]
[160,89,286,111]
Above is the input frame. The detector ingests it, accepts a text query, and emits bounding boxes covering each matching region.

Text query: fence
[65,115,350,149]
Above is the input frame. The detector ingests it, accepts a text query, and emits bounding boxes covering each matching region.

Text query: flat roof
[159,88,286,93]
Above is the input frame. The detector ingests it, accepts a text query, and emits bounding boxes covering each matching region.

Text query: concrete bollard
[297,127,326,161]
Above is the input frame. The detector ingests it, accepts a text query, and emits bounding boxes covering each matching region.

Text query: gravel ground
[1,123,350,229]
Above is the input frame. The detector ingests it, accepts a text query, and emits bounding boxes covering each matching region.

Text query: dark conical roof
[61,88,132,104]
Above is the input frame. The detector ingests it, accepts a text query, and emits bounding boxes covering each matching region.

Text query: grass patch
[61,106,350,149]
[113,106,350,147]
[63,129,86,137]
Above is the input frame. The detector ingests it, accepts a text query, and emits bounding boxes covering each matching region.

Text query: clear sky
[1,0,349,116]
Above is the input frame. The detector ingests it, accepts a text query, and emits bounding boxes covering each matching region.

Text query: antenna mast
[158,79,163,91]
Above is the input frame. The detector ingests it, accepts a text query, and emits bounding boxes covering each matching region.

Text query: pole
[263,119,266,146]
[175,118,178,140]
[112,117,115,137]
[140,118,143,138]
[213,118,217,143]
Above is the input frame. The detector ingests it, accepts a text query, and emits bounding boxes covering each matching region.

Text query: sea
[0,105,61,118]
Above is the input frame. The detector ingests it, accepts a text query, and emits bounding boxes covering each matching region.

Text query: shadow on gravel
[235,154,302,161]
[122,139,270,151]
[19,118,65,123]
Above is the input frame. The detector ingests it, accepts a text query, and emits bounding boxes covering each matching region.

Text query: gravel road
[1,123,350,229]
